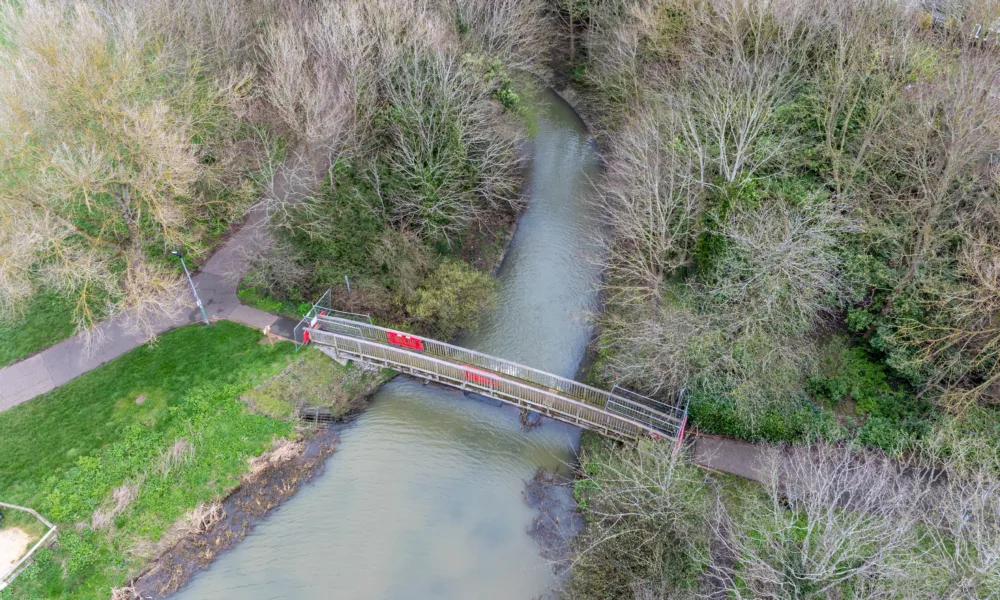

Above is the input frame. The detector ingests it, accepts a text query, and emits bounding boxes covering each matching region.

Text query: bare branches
[677,51,795,187]
[124,0,264,77]
[261,2,362,175]
[809,0,917,197]
[566,443,711,599]
[881,51,1000,283]
[571,438,1000,599]
[599,106,703,302]
[453,0,555,72]
[712,443,928,599]
[708,194,854,337]
[867,49,1000,407]
[255,0,527,247]
[595,303,715,396]
[575,1,1000,596]
[381,52,522,242]
[897,222,1000,408]
[0,0,236,338]
[912,455,1000,599]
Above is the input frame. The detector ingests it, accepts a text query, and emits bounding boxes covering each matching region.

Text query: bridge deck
[295,296,687,444]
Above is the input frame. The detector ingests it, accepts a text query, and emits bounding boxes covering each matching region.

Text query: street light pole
[171,249,210,326]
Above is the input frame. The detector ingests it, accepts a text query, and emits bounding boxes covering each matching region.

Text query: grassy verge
[236,285,311,320]
[0,292,80,369]
[242,350,393,421]
[0,322,304,599]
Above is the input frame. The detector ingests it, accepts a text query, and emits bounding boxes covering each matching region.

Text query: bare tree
[261,3,360,180]
[711,443,928,599]
[707,194,854,338]
[595,303,715,395]
[580,0,654,118]
[880,51,1000,287]
[0,0,241,339]
[897,220,1000,408]
[674,0,809,186]
[808,0,917,198]
[566,442,711,600]
[599,105,704,303]
[381,51,522,242]
[453,0,554,72]
[911,456,1000,599]
[125,0,265,77]
[857,425,1000,599]
[865,50,1000,407]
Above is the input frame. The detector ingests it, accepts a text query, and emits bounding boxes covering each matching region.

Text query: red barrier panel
[387,331,425,351]
[309,310,327,329]
[464,369,496,386]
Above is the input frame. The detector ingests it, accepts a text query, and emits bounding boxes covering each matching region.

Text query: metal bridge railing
[306,328,656,442]
[296,299,689,441]
[307,313,685,435]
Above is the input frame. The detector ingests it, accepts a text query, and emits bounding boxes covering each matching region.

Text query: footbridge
[294,292,689,445]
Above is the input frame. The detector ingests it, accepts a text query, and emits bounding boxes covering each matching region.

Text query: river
[173,89,601,600]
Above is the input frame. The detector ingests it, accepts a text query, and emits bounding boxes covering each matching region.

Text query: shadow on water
[172,89,601,600]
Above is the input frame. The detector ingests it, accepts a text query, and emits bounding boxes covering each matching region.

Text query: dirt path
[0,528,31,574]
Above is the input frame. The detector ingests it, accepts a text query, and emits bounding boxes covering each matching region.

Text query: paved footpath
[0,214,298,412]
[689,434,766,481]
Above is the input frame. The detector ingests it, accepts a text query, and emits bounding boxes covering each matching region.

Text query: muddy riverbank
[524,469,586,574]
[129,427,340,599]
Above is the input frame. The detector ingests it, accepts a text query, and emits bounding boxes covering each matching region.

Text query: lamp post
[170,249,210,326]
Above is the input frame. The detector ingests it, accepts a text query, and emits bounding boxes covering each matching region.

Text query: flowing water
[173,90,601,600]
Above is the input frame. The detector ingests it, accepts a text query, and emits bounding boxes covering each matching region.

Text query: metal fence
[297,302,689,442]
[293,289,372,350]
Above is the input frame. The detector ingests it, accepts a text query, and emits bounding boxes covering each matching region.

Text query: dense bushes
[407,260,497,339]
[580,0,1000,444]
[0,0,554,346]
[567,438,711,599]
[242,0,555,336]
[568,6,1000,593]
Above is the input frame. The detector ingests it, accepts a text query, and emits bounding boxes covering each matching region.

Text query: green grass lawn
[0,321,300,599]
[0,291,79,368]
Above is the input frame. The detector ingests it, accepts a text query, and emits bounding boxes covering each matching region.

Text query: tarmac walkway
[0,230,299,411]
